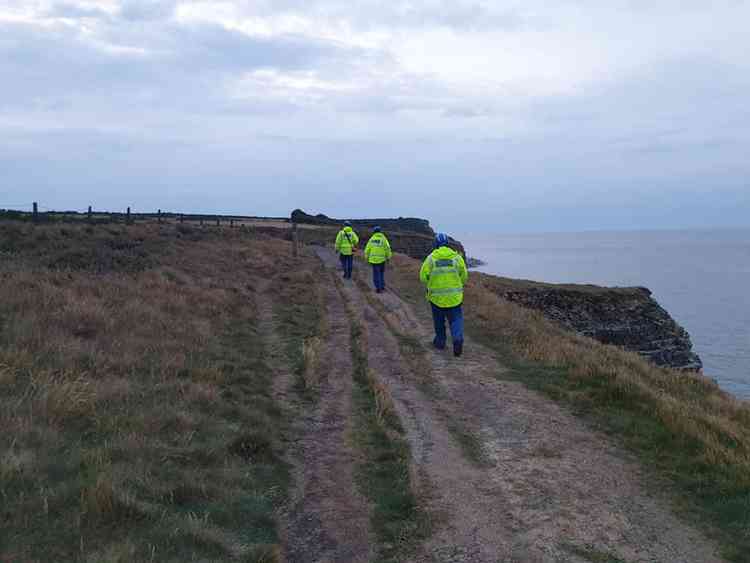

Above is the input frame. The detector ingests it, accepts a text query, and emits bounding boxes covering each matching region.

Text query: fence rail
[0,202,292,227]
[0,202,304,255]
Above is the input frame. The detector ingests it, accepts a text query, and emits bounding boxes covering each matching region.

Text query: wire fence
[0,202,294,230]
[0,202,305,256]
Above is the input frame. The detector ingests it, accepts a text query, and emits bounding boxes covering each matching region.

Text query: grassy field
[3,221,749,561]
[385,253,750,562]
[0,222,299,562]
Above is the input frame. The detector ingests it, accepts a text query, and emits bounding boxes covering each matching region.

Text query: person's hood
[432,246,458,259]
[343,226,354,234]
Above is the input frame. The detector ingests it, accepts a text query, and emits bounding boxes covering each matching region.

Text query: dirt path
[319,249,517,562]
[255,273,372,563]
[316,249,723,563]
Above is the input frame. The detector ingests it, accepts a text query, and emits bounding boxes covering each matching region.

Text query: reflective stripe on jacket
[364,233,392,264]
[335,227,359,256]
[419,246,468,308]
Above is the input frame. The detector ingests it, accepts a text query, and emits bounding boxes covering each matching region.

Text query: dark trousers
[340,254,353,279]
[371,263,385,290]
[430,303,464,349]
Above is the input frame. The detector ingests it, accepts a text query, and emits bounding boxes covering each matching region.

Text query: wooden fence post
[87,206,93,224]
[230,219,234,228]
[126,207,131,225]
[292,220,299,257]
[200,217,204,226]
[33,202,38,223]
[158,209,162,224]
[216,217,220,227]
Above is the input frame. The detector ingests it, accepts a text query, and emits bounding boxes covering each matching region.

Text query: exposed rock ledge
[479,275,703,372]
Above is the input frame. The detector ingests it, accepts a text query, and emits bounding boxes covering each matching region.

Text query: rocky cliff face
[480,275,702,371]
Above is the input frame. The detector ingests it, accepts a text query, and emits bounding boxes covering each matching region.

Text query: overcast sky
[1,1,749,233]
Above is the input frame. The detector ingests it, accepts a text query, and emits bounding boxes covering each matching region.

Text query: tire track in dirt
[368,268,723,562]
[317,248,517,562]
[256,272,372,563]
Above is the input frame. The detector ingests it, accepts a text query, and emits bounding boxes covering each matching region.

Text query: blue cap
[344,221,352,227]
[373,226,381,232]
[435,233,449,247]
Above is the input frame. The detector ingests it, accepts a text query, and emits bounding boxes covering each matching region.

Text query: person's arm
[364,238,371,261]
[335,231,342,252]
[419,256,432,285]
[457,255,468,284]
[385,238,392,261]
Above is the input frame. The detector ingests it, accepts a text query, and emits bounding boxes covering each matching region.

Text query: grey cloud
[250,0,535,31]
[4,118,749,231]
[441,106,493,118]
[520,56,750,155]
[119,0,178,21]
[170,24,356,71]
[0,18,363,116]
[45,2,113,20]
[3,2,750,233]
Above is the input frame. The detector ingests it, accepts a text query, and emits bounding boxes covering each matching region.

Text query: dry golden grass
[367,368,397,429]
[0,221,299,561]
[341,287,398,429]
[302,336,323,389]
[388,252,750,561]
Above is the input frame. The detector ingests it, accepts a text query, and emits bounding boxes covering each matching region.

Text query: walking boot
[453,341,463,357]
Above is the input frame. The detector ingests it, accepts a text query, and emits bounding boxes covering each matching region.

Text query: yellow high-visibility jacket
[335,227,359,256]
[364,233,392,264]
[419,246,468,308]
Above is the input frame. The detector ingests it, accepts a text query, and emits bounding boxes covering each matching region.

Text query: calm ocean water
[458,229,750,399]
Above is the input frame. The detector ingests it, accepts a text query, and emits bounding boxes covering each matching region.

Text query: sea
[458,229,750,399]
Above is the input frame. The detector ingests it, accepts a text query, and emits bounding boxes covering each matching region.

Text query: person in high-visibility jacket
[364,226,392,293]
[335,221,359,279]
[419,232,468,357]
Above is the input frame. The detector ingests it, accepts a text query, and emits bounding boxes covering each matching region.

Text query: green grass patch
[1,309,290,562]
[271,262,326,397]
[337,275,430,562]
[0,224,295,561]
[562,543,627,563]
[443,419,489,467]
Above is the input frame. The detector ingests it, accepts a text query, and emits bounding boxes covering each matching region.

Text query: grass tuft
[270,259,325,396]
[227,433,276,463]
[302,336,323,390]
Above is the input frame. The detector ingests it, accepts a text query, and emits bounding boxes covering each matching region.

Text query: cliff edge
[291,210,701,372]
[479,275,703,371]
